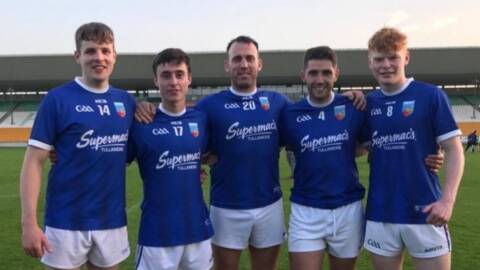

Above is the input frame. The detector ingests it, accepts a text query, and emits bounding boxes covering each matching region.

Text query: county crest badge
[114,102,126,118]
[259,97,270,110]
[402,101,415,117]
[334,105,346,120]
[189,122,199,138]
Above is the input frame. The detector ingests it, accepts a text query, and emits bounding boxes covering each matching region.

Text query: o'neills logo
[226,120,277,141]
[300,130,349,152]
[76,130,128,152]
[371,128,416,150]
[156,150,201,170]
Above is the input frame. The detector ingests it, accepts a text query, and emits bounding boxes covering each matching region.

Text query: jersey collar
[74,77,109,94]
[158,103,186,117]
[380,77,414,96]
[306,92,335,108]
[229,87,257,97]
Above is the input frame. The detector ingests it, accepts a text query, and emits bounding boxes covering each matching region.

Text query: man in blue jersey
[196,36,289,270]
[280,46,366,270]
[128,48,214,270]
[363,27,464,270]
[20,22,134,270]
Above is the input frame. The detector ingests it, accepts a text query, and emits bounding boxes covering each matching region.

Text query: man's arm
[357,142,444,171]
[342,90,366,110]
[425,150,444,174]
[134,101,156,123]
[423,136,464,226]
[355,143,369,157]
[20,146,52,258]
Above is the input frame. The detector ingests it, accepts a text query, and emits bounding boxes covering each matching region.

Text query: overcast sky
[1,0,478,55]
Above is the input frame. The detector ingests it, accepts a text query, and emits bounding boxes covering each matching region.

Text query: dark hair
[152,48,191,75]
[303,46,337,68]
[75,22,114,51]
[226,35,259,53]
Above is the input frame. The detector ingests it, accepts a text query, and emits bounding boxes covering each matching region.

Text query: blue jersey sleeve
[430,88,461,142]
[29,94,60,149]
[278,94,294,147]
[194,98,214,154]
[200,113,209,154]
[126,125,138,164]
[357,110,370,145]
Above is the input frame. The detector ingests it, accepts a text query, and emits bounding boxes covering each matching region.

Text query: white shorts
[210,198,286,249]
[41,226,130,269]
[364,221,451,258]
[135,239,213,270]
[288,200,364,258]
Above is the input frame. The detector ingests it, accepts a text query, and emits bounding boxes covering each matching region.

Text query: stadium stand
[451,105,478,121]
[0,101,38,127]
[0,101,38,145]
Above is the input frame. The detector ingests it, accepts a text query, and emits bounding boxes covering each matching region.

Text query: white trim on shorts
[210,198,286,249]
[288,200,364,258]
[41,226,130,269]
[364,220,451,258]
[135,239,213,270]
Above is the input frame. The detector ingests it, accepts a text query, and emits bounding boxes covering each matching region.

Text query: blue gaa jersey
[365,78,461,224]
[127,106,213,247]
[280,94,366,209]
[28,78,135,230]
[196,88,289,209]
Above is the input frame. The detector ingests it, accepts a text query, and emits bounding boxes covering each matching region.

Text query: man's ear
[74,51,80,64]
[404,50,410,66]
[300,70,306,82]
[334,67,340,83]
[224,59,230,73]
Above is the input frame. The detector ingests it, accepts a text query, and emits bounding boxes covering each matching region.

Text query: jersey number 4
[318,111,325,120]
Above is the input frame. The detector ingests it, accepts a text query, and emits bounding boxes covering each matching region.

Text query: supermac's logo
[114,102,126,118]
[189,122,199,138]
[259,97,270,110]
[226,121,277,141]
[300,130,349,152]
[402,101,415,117]
[334,105,346,120]
[156,150,201,170]
[76,129,128,152]
[371,129,416,150]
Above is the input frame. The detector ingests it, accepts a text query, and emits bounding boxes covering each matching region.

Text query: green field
[1,147,479,269]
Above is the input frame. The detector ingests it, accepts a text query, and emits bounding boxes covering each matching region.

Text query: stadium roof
[1,47,479,92]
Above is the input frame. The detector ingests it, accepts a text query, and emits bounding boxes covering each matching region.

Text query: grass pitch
[1,147,479,269]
